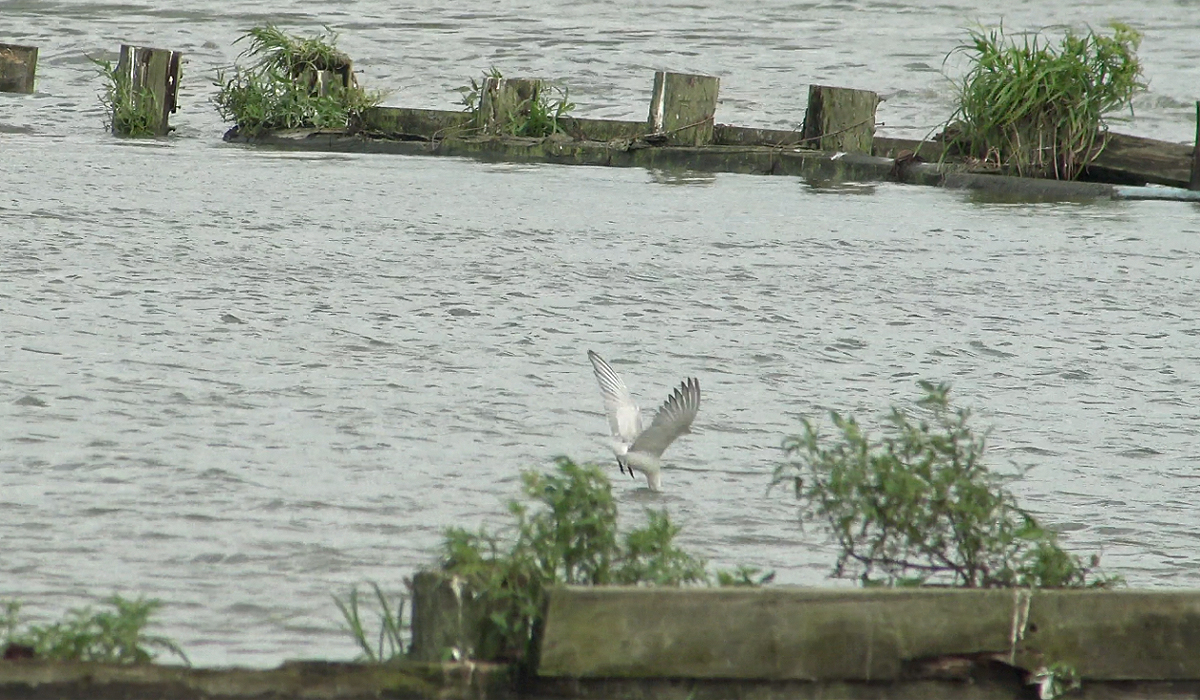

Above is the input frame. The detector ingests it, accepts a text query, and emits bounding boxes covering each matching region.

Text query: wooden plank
[0,43,37,93]
[557,116,650,142]
[1086,132,1192,188]
[873,136,944,161]
[648,71,719,146]
[715,124,807,147]
[802,84,879,154]
[358,107,649,143]
[357,106,475,138]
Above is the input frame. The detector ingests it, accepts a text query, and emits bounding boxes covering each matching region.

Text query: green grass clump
[774,381,1121,589]
[441,457,758,664]
[214,26,381,136]
[94,58,162,137]
[943,23,1146,180]
[333,583,407,663]
[2,595,189,664]
[459,68,575,138]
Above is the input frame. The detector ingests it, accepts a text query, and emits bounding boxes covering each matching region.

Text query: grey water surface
[2,0,1200,667]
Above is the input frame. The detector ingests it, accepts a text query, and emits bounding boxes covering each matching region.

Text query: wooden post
[409,571,487,662]
[477,77,542,133]
[0,43,37,93]
[1190,101,1200,191]
[299,54,353,98]
[802,85,880,154]
[647,71,719,146]
[112,44,182,136]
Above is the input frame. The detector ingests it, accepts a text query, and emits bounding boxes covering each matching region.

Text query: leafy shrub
[441,457,718,663]
[214,26,381,136]
[773,381,1119,588]
[2,596,189,664]
[943,23,1145,179]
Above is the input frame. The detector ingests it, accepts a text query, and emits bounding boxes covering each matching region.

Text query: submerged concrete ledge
[229,128,1154,202]
[229,113,1200,202]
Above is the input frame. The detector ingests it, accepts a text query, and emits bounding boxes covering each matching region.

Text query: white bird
[587,350,700,491]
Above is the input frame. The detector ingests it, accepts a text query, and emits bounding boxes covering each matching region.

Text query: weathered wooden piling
[0,43,37,93]
[300,51,353,98]
[801,84,880,154]
[477,77,543,133]
[1190,101,1200,191]
[648,71,720,146]
[111,44,182,136]
[409,571,487,662]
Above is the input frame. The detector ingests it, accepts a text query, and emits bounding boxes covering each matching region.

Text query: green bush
[943,23,1145,179]
[441,457,729,663]
[773,381,1120,589]
[2,595,189,664]
[214,26,381,136]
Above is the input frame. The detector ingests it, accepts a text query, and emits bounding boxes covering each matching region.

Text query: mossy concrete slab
[540,587,1200,682]
[0,659,511,700]
[539,587,1017,681]
[1015,590,1200,680]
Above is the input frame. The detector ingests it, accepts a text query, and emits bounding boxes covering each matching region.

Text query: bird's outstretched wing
[588,350,642,446]
[629,377,699,458]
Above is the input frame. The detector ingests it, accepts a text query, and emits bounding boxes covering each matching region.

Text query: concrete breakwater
[8,582,1200,699]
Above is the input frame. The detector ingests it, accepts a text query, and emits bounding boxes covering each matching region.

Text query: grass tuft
[459,68,575,138]
[214,25,382,136]
[942,22,1146,179]
[333,583,407,663]
[94,57,162,137]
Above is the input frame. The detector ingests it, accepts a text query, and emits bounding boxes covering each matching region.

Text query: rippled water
[3,0,1200,667]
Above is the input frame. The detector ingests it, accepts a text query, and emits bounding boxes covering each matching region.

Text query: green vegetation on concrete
[458,66,503,116]
[459,67,576,138]
[774,381,1120,589]
[1033,661,1082,700]
[214,26,381,136]
[333,582,407,663]
[94,57,159,137]
[440,457,761,664]
[943,23,1145,180]
[2,595,189,665]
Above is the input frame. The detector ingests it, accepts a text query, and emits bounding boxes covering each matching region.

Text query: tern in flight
[587,350,700,491]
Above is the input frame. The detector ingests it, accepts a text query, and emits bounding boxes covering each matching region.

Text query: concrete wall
[8,585,1200,698]
[540,587,1200,681]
